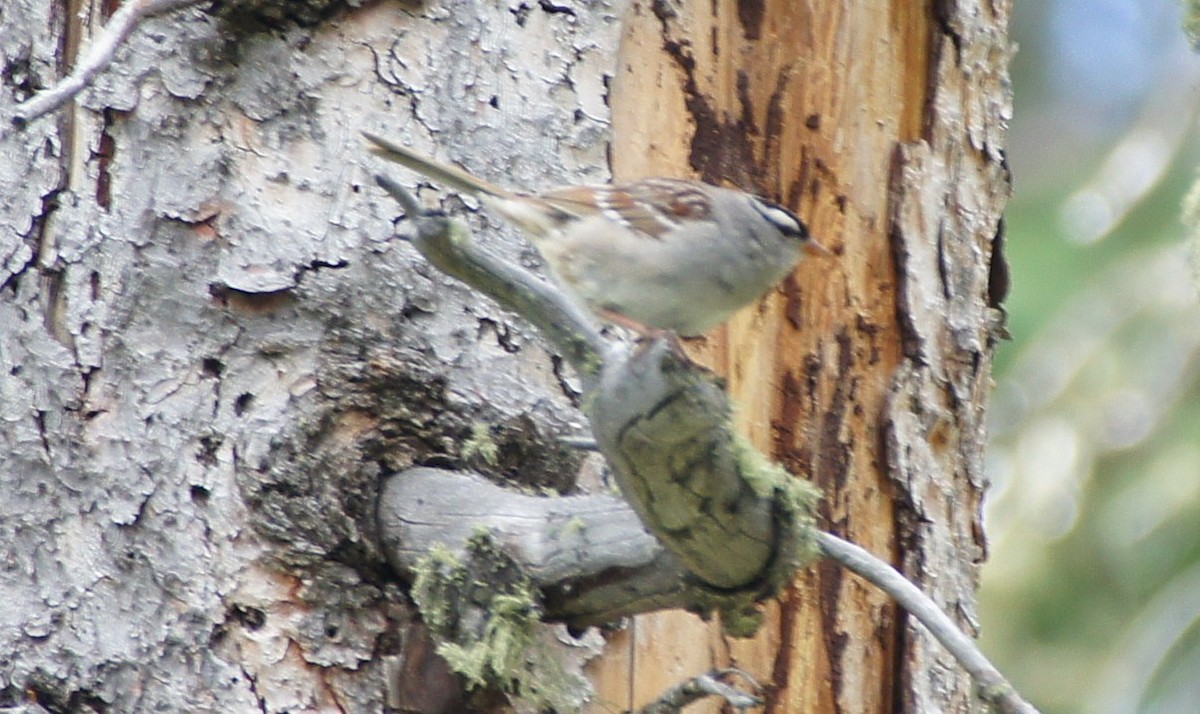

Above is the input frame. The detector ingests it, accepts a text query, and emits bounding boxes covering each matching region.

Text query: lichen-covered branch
[379,467,814,633]
[586,339,820,594]
[379,466,1041,711]
[379,467,697,627]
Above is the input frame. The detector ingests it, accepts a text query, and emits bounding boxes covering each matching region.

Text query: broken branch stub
[587,340,818,592]
[378,467,703,628]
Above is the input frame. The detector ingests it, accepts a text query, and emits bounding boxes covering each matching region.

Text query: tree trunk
[1,1,1009,713]
[594,2,1011,712]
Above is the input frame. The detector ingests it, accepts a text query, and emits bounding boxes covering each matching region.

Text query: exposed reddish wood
[595,0,1008,711]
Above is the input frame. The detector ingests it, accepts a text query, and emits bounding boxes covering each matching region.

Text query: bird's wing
[539,179,712,239]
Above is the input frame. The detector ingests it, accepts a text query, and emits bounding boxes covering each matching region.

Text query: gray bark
[885,18,1013,711]
[1,1,622,711]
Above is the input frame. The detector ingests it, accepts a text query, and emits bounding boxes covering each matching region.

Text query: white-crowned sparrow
[364,131,826,336]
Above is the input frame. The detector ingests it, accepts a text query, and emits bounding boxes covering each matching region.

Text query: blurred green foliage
[1185,0,1200,50]
[979,2,1200,713]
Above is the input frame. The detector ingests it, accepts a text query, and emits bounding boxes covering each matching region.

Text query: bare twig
[12,0,204,125]
[638,668,763,714]
[816,532,1040,714]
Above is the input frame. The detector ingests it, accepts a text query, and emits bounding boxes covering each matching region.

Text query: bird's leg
[597,309,689,358]
[596,308,656,337]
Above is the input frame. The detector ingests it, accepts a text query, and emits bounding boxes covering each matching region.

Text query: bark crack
[550,354,583,407]
[2,181,61,295]
[295,258,350,283]
[33,410,52,458]
[95,108,119,210]
[240,664,269,714]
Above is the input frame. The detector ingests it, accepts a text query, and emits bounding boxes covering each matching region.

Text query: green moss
[436,590,538,690]
[462,422,501,467]
[732,432,792,497]
[730,431,822,611]
[436,590,583,710]
[731,432,820,527]
[719,599,766,638]
[410,532,588,711]
[410,543,466,633]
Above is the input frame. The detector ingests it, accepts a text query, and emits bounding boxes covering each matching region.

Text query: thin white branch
[12,0,204,125]
[638,669,763,714]
[816,532,1040,714]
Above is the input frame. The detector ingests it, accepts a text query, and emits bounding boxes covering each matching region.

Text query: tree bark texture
[0,1,1010,713]
[600,2,1011,712]
[2,1,619,711]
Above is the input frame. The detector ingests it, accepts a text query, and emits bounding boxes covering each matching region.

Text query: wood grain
[595,0,1011,711]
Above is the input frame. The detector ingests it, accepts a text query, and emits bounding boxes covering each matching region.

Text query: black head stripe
[751,198,808,239]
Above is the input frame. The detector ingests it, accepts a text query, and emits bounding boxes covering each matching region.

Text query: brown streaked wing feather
[628,179,712,222]
[538,179,711,239]
[535,186,606,219]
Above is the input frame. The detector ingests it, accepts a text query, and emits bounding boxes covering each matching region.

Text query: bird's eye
[752,198,808,238]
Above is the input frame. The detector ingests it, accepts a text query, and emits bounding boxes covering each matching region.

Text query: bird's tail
[362,131,512,199]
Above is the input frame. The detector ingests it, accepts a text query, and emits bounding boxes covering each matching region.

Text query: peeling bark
[2,1,621,711]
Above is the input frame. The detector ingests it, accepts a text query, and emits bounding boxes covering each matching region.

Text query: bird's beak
[803,238,834,258]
